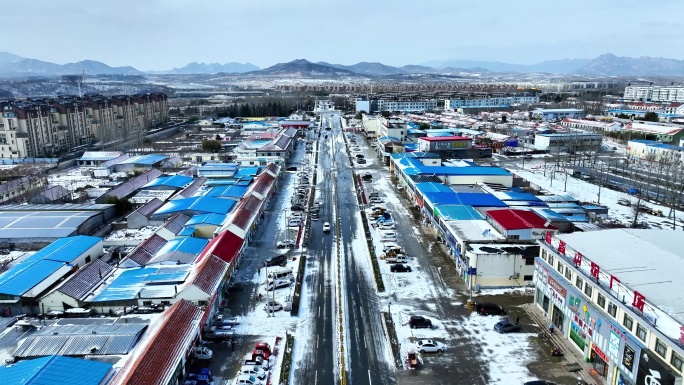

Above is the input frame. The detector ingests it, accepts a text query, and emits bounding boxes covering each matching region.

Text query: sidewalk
[521,303,606,385]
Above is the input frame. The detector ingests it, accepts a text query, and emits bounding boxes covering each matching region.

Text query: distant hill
[0,51,24,65]
[0,58,142,77]
[575,53,684,76]
[167,61,259,74]
[256,59,357,76]
[422,58,592,74]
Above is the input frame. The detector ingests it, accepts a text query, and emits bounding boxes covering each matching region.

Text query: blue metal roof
[93,267,158,302]
[186,213,227,226]
[394,154,512,176]
[0,236,102,296]
[423,192,461,206]
[118,154,168,165]
[205,185,249,199]
[498,191,544,202]
[144,265,192,283]
[155,237,209,257]
[403,143,418,151]
[415,182,454,194]
[143,175,193,189]
[155,196,236,215]
[234,167,259,178]
[0,355,113,385]
[177,227,196,236]
[453,192,508,207]
[434,205,484,220]
[532,208,571,222]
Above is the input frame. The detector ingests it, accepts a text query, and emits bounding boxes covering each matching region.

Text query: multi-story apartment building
[0,93,168,158]
[446,95,540,109]
[354,98,437,113]
[535,230,684,385]
[624,85,684,103]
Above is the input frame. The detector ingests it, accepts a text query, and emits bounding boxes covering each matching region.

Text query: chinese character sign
[558,240,566,255]
[573,252,582,266]
[545,231,552,244]
[632,291,645,312]
[590,262,600,280]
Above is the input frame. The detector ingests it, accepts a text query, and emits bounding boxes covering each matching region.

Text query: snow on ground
[513,164,684,229]
[473,287,535,297]
[461,312,538,384]
[47,167,101,194]
[105,226,158,242]
[0,250,34,266]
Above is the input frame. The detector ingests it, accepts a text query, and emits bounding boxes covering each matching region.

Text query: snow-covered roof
[443,220,504,243]
[556,229,684,326]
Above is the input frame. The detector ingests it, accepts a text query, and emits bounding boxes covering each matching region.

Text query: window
[636,324,647,341]
[672,351,683,372]
[198,300,208,306]
[623,314,634,331]
[575,277,583,291]
[541,250,547,261]
[523,275,533,281]
[564,267,572,280]
[557,261,564,274]
[548,254,555,266]
[525,258,534,265]
[608,302,617,317]
[584,284,593,298]
[142,301,152,306]
[655,339,667,358]
[597,293,606,309]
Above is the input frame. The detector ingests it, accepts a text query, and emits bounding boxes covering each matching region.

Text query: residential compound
[354,94,539,113]
[0,93,169,158]
[535,230,684,385]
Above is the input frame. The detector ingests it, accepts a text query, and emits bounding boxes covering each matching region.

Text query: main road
[294,113,393,385]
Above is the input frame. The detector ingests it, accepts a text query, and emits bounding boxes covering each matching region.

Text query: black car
[524,381,556,385]
[264,254,288,267]
[291,204,304,211]
[390,264,412,273]
[286,166,298,172]
[409,315,432,329]
[476,302,507,316]
[355,154,364,158]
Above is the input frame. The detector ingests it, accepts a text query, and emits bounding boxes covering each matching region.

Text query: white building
[627,139,684,161]
[532,108,585,120]
[533,132,603,152]
[446,95,540,109]
[361,114,380,137]
[377,99,437,112]
[560,118,622,133]
[379,117,408,140]
[624,85,684,102]
[535,230,684,385]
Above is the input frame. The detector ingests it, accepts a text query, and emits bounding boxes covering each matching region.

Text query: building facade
[624,85,684,103]
[446,95,540,109]
[0,93,168,158]
[534,230,684,385]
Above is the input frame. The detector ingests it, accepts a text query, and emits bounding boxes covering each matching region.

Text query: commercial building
[354,98,437,113]
[532,108,585,121]
[535,230,684,385]
[627,139,684,161]
[446,95,540,110]
[0,93,168,159]
[622,122,684,144]
[533,132,603,153]
[379,118,409,141]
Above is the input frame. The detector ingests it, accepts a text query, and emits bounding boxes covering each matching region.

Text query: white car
[415,339,446,353]
[378,222,395,230]
[240,365,267,380]
[265,278,291,291]
[380,231,397,242]
[224,316,240,326]
[288,218,302,227]
[263,301,283,313]
[323,222,331,233]
[235,374,263,385]
[369,198,384,204]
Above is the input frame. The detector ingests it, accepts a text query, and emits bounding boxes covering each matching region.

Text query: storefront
[590,344,609,378]
[635,350,679,385]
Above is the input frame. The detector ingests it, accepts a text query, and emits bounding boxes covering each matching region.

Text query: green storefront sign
[570,321,586,350]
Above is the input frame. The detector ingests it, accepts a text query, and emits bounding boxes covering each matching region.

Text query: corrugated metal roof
[0,203,114,212]
[127,234,167,266]
[415,182,454,194]
[143,175,193,190]
[118,154,168,165]
[100,169,163,201]
[1,355,113,385]
[486,209,557,231]
[111,300,202,385]
[93,267,158,302]
[204,185,249,199]
[161,213,190,235]
[197,230,243,263]
[58,259,115,300]
[0,236,102,296]
[179,176,207,197]
[79,151,124,161]
[144,265,192,282]
[148,238,208,265]
[189,255,228,295]
[98,154,130,169]
[433,205,484,220]
[155,196,236,216]
[185,213,226,226]
[130,198,164,218]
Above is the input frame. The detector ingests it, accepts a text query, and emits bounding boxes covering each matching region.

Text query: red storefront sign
[558,240,566,255]
[545,231,552,244]
[592,343,608,363]
[632,291,645,312]
[590,261,600,280]
[573,252,582,266]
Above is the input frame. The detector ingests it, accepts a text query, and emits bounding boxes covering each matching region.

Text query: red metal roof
[111,300,202,385]
[419,136,472,142]
[486,209,557,231]
[191,255,229,295]
[252,172,275,197]
[197,230,243,263]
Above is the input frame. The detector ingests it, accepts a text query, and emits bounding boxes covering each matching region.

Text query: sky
[1,0,683,70]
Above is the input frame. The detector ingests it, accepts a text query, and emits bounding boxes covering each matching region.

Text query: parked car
[193,346,213,360]
[240,365,267,380]
[276,240,295,249]
[390,263,412,273]
[476,302,507,316]
[265,278,291,291]
[224,316,240,326]
[378,222,395,230]
[288,218,302,227]
[369,197,384,204]
[415,339,446,353]
[323,222,331,233]
[357,159,367,164]
[235,374,263,385]
[618,198,630,206]
[355,154,364,159]
[409,315,432,329]
[244,356,269,370]
[524,382,556,385]
[290,204,305,211]
[380,231,398,242]
[494,319,520,333]
[311,213,319,220]
[285,166,298,172]
[264,254,288,267]
[263,301,283,313]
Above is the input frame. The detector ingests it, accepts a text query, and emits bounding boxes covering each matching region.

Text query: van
[265,279,291,291]
[267,267,294,282]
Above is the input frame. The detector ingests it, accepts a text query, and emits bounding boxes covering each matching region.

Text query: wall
[469,252,534,288]
[127,212,149,229]
[39,290,80,313]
